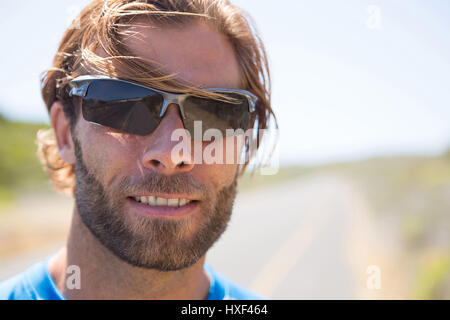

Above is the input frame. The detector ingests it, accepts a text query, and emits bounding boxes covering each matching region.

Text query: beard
[72,137,237,271]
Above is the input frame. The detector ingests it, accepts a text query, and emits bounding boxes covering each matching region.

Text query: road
[0,174,389,299]
[208,174,368,299]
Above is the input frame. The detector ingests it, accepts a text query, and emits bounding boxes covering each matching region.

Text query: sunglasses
[68,76,257,140]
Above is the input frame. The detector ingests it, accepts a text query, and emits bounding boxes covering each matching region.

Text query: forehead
[122,21,242,89]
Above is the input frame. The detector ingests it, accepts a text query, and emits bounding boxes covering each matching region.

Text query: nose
[140,104,194,174]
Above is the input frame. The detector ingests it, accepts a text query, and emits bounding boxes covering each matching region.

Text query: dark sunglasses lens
[182,93,251,140]
[81,80,164,135]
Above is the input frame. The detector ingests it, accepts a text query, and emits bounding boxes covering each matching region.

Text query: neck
[48,206,210,300]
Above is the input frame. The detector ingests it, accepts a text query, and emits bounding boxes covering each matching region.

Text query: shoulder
[204,263,267,300]
[0,260,44,300]
[0,256,63,300]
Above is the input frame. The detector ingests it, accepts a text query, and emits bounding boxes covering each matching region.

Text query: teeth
[134,196,193,207]
[156,197,168,206]
[167,198,179,207]
[140,196,148,204]
[148,196,156,206]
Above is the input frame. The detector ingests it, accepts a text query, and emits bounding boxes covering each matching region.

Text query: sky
[0,0,449,165]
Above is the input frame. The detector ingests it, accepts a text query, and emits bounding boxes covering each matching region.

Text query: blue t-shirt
[0,255,264,300]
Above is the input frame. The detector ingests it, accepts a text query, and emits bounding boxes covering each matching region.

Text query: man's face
[72,22,243,271]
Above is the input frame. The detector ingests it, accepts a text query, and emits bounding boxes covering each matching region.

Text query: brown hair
[38,0,277,195]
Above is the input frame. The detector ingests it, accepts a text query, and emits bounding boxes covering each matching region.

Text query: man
[0,0,276,300]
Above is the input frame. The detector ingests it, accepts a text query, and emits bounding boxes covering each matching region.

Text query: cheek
[200,135,245,164]
[194,137,241,189]
[224,135,245,165]
[78,124,142,185]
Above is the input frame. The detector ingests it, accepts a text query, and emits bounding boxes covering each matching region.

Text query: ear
[50,101,76,164]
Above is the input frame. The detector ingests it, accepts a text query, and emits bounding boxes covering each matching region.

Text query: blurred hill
[0,114,50,206]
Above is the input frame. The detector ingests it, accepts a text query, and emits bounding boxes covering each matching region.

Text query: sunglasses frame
[68,75,257,124]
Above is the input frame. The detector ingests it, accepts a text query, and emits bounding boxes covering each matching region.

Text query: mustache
[118,171,208,199]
